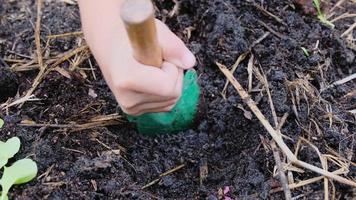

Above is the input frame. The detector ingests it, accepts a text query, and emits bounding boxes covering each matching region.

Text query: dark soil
[0,66,18,102]
[0,0,355,199]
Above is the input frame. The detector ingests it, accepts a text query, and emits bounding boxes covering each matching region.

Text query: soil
[0,0,355,199]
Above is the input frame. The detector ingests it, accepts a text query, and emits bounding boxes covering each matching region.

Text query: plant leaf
[0,159,37,200]
[312,0,334,29]
[0,137,21,169]
[0,119,4,129]
[0,159,7,169]
[301,47,310,57]
[312,0,321,15]
[0,193,7,200]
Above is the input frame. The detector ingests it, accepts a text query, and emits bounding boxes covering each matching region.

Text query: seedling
[0,119,3,129]
[301,47,310,57]
[312,0,335,29]
[0,137,37,200]
[0,137,20,169]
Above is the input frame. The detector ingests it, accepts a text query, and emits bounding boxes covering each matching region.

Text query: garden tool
[120,0,200,135]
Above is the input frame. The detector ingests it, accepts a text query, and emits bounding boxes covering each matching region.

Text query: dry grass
[217,61,356,191]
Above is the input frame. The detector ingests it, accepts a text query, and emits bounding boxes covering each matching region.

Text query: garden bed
[0,0,355,199]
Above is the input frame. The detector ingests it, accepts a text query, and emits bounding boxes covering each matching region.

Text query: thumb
[156,20,196,69]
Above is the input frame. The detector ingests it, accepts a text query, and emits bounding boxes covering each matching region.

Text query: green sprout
[301,47,310,57]
[313,0,334,29]
[0,137,20,169]
[0,119,3,129]
[0,137,37,200]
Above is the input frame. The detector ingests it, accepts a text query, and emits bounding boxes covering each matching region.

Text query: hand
[78,1,196,116]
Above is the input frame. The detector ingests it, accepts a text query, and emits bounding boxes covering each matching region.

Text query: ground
[0,0,355,199]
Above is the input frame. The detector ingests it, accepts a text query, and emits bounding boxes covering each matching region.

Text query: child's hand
[78,1,196,116]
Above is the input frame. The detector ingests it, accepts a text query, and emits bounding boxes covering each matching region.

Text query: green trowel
[120,0,200,136]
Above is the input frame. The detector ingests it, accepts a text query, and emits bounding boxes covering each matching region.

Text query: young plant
[0,137,38,200]
[312,0,335,29]
[301,47,310,57]
[0,137,20,169]
[0,119,3,129]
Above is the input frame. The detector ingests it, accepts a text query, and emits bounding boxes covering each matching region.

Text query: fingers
[125,98,178,116]
[120,69,184,116]
[155,20,196,69]
[118,62,182,97]
[133,105,177,116]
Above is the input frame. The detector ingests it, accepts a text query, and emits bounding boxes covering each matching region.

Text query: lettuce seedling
[0,137,20,169]
[312,0,334,29]
[0,119,3,129]
[0,159,37,200]
[0,137,38,200]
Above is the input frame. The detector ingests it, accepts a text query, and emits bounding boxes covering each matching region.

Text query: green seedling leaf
[312,0,321,14]
[0,119,3,129]
[301,47,310,57]
[0,159,37,200]
[0,137,21,169]
[312,0,335,29]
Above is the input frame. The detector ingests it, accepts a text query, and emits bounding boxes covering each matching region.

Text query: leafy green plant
[313,0,334,29]
[0,137,37,200]
[0,119,3,129]
[301,47,310,57]
[0,137,20,169]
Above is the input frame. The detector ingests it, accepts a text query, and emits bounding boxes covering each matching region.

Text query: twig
[37,164,55,180]
[247,55,254,92]
[6,50,33,59]
[276,113,289,131]
[15,45,88,108]
[330,13,356,23]
[216,62,356,187]
[322,73,356,91]
[35,0,44,70]
[329,0,346,13]
[60,0,77,5]
[47,31,83,39]
[42,181,67,187]
[271,141,292,200]
[258,20,286,39]
[61,147,85,154]
[253,4,287,26]
[20,0,46,107]
[341,22,356,37]
[331,73,356,86]
[0,95,41,110]
[141,164,185,189]
[221,32,270,98]
[221,52,249,98]
[50,45,89,69]
[270,168,344,193]
[299,138,330,200]
[258,66,292,199]
[18,113,123,131]
[249,32,270,50]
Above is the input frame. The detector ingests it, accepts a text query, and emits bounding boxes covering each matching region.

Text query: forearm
[77,0,195,115]
[77,0,127,66]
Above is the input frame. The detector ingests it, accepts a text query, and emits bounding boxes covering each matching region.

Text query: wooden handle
[120,0,162,67]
